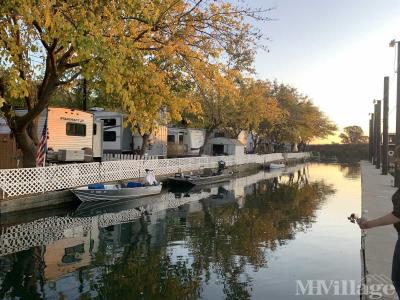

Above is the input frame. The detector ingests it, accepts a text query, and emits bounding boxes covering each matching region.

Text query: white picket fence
[0,152,310,199]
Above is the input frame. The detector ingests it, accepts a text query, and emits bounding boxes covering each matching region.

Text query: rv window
[66,123,86,137]
[102,118,116,126]
[93,124,97,135]
[104,131,116,141]
[179,133,184,144]
[167,135,175,143]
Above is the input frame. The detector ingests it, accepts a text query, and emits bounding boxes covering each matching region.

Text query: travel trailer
[0,107,102,165]
[132,126,167,157]
[90,108,167,157]
[90,109,130,154]
[167,127,205,157]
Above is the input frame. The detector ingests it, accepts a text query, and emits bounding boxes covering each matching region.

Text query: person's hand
[356,217,369,229]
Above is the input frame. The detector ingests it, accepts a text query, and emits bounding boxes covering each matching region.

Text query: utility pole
[373,103,378,165]
[83,78,88,111]
[375,100,382,169]
[396,42,400,146]
[382,77,389,174]
[391,40,400,186]
[369,113,374,163]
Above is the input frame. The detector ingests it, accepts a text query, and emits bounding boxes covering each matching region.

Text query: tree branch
[55,71,81,86]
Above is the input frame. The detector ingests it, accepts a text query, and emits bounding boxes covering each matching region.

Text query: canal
[0,163,361,300]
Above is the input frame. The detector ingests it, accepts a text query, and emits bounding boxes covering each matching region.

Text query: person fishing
[355,145,400,297]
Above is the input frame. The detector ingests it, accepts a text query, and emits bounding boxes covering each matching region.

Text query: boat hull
[168,172,233,186]
[269,163,285,169]
[72,184,162,202]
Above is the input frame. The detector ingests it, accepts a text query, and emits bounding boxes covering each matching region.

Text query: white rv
[90,108,167,157]
[90,108,133,154]
[132,126,167,157]
[167,127,205,157]
[1,107,101,162]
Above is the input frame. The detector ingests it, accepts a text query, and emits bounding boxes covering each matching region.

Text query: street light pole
[390,40,400,185]
[389,40,400,145]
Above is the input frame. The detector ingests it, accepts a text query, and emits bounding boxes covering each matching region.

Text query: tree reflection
[339,164,361,179]
[95,174,335,300]
[0,248,45,300]
[96,222,203,300]
[0,171,336,300]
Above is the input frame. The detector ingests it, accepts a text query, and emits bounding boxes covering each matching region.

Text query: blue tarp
[127,182,144,188]
[88,183,105,190]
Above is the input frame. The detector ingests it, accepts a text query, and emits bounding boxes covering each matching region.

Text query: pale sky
[249,0,400,136]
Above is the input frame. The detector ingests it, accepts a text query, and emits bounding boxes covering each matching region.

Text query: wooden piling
[369,113,374,163]
[375,100,382,169]
[382,77,389,175]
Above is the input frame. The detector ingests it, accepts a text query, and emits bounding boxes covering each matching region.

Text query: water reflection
[338,164,361,180]
[0,164,342,300]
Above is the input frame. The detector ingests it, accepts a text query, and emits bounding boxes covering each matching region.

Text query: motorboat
[168,160,233,186]
[269,162,286,169]
[71,170,162,202]
[168,172,233,186]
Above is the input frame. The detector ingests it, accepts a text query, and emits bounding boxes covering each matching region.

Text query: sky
[247,0,400,140]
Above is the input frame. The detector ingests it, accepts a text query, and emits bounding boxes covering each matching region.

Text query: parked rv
[90,108,167,157]
[0,107,101,165]
[167,127,205,157]
[90,108,130,154]
[132,126,167,157]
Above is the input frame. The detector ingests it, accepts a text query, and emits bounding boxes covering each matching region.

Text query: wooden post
[375,100,382,169]
[369,113,374,163]
[382,77,389,175]
[373,103,378,166]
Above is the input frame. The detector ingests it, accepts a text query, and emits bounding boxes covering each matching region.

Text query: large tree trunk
[251,134,259,154]
[14,128,38,168]
[199,128,213,155]
[140,133,150,156]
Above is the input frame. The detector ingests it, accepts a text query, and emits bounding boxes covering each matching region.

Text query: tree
[0,0,269,166]
[223,78,281,140]
[339,126,368,144]
[266,82,337,147]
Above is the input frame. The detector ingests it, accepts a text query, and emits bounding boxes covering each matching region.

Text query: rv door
[93,120,103,159]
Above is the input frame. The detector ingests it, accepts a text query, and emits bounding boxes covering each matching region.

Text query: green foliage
[339,126,368,144]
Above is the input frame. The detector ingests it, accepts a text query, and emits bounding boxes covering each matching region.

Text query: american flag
[36,117,48,167]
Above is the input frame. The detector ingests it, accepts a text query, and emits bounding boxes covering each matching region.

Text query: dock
[361,161,398,299]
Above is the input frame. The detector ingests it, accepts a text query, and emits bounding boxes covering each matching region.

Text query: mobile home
[167,127,205,157]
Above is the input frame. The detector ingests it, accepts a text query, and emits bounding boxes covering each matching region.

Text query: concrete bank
[361,161,398,300]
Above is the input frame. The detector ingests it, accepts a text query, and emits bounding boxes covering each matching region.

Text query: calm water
[0,163,361,300]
